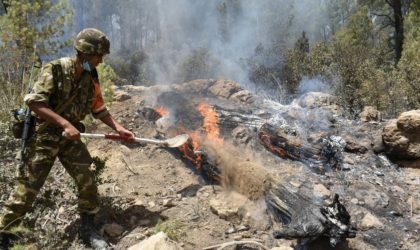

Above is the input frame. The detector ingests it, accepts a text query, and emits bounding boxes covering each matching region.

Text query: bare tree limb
[371,12,395,25]
[203,240,270,250]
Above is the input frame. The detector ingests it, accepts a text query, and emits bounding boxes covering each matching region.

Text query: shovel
[63,132,189,148]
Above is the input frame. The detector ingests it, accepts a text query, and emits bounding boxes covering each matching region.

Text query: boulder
[208,80,242,99]
[344,136,368,154]
[174,79,215,94]
[382,110,420,162]
[360,106,381,122]
[229,89,255,104]
[127,232,183,250]
[359,212,384,230]
[209,191,249,222]
[397,110,420,133]
[296,92,337,109]
[103,223,124,237]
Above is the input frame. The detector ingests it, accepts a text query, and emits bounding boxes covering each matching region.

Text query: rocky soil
[0,79,419,250]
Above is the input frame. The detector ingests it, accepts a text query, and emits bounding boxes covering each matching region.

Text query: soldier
[0,28,134,249]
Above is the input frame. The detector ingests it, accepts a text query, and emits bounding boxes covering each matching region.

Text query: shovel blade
[164,134,189,147]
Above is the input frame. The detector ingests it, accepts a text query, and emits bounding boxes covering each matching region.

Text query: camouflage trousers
[0,129,99,231]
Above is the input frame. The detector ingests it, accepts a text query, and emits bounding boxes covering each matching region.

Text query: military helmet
[74,28,110,55]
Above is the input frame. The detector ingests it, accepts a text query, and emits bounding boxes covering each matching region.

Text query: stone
[359,212,384,230]
[296,92,337,109]
[230,89,255,104]
[208,80,243,99]
[128,232,183,250]
[104,223,124,237]
[346,238,376,250]
[114,90,132,101]
[313,184,331,200]
[272,239,295,250]
[383,110,420,162]
[397,110,420,133]
[360,106,381,122]
[209,192,249,222]
[162,198,175,207]
[344,136,368,154]
[354,185,389,209]
[174,79,215,94]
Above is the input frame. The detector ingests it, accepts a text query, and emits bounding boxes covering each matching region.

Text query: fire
[155,106,168,116]
[154,102,223,168]
[179,131,203,167]
[197,103,224,145]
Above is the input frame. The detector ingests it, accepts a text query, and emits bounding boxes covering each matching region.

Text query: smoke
[298,77,331,95]
[72,0,330,89]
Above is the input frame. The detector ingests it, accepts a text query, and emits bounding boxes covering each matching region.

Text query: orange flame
[155,106,168,116]
[197,103,224,145]
[179,131,203,167]
[154,102,223,168]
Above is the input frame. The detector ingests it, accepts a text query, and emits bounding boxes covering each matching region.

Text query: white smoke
[72,0,331,91]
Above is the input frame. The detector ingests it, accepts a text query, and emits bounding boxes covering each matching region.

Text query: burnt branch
[258,123,343,173]
[178,141,355,246]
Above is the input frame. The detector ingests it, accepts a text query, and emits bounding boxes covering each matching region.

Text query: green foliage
[0,0,72,121]
[91,156,110,186]
[10,245,27,250]
[96,63,116,103]
[107,50,150,85]
[9,224,32,235]
[179,47,220,82]
[396,0,420,110]
[277,2,417,117]
[153,219,184,240]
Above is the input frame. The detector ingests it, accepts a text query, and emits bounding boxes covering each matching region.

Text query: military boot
[0,232,10,250]
[79,213,108,250]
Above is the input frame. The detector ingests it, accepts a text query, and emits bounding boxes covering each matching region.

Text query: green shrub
[96,63,117,103]
[153,219,184,240]
[179,47,220,82]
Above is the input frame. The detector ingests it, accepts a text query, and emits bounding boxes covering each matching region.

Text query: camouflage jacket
[24,57,109,125]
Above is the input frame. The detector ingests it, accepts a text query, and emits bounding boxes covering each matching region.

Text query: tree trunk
[389,0,404,62]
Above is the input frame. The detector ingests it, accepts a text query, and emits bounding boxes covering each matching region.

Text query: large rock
[397,110,420,133]
[208,80,242,99]
[127,232,183,250]
[209,191,249,222]
[295,92,337,109]
[294,92,343,116]
[382,110,420,162]
[360,106,381,122]
[174,79,215,94]
[359,212,384,230]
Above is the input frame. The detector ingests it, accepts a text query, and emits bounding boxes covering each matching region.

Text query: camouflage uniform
[0,57,109,230]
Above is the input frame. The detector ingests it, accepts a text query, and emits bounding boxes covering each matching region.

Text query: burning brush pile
[123,79,418,249]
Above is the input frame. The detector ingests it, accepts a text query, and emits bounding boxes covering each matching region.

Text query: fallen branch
[203,240,270,250]
[123,156,139,175]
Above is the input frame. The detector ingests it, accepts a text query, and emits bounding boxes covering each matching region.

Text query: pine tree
[0,0,72,119]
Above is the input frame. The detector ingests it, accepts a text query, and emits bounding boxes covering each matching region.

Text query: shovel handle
[103,134,132,141]
[63,132,167,145]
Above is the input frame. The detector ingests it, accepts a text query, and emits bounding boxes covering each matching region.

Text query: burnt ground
[0,81,419,250]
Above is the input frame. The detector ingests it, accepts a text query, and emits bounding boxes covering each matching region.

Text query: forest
[0,0,419,120]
